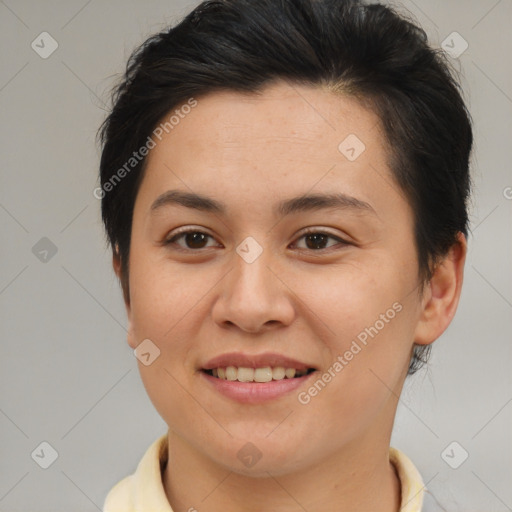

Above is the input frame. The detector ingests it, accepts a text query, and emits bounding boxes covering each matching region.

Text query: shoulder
[102,434,170,512]
[102,474,135,512]
[389,446,425,512]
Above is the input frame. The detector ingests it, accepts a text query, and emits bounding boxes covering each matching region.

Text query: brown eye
[183,232,209,249]
[304,233,330,250]
[165,230,218,250]
[294,230,347,251]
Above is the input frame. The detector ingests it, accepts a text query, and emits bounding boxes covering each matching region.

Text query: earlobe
[126,318,138,350]
[413,233,467,345]
[112,249,137,349]
[113,248,130,307]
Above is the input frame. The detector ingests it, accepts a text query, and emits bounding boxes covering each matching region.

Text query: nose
[211,247,296,333]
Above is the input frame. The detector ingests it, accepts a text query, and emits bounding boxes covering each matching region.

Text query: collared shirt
[103,434,433,512]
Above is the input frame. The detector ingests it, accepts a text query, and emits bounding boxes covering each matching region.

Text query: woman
[99,0,472,510]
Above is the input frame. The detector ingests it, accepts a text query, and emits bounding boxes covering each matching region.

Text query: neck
[163,414,401,512]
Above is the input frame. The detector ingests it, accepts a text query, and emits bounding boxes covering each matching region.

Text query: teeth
[237,367,254,382]
[272,366,286,380]
[208,366,311,382]
[254,367,273,383]
[226,366,237,381]
[285,368,296,379]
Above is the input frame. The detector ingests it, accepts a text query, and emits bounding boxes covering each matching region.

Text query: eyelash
[163,227,349,252]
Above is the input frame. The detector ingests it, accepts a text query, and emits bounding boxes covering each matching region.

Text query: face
[122,81,429,476]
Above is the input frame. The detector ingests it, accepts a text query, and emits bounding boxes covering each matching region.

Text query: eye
[163,228,349,252]
[293,229,348,251]
[164,229,220,250]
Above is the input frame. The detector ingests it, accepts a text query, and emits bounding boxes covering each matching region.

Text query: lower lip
[200,371,316,404]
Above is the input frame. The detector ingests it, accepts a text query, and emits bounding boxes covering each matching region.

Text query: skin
[114,80,466,512]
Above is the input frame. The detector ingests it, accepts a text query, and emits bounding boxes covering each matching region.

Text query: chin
[204,437,311,477]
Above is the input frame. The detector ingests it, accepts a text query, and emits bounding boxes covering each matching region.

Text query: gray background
[1,0,511,510]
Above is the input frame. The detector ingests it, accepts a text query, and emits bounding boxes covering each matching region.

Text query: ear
[413,232,467,345]
[113,249,138,350]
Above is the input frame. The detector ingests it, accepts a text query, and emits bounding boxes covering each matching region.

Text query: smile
[203,366,316,382]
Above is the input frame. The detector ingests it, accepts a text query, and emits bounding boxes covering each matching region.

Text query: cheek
[128,250,205,340]
[296,261,410,346]
[128,262,204,427]
[293,261,417,399]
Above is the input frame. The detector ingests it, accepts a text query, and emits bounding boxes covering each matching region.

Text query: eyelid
[165,225,214,239]
[163,225,351,252]
[163,226,220,247]
[291,227,350,249]
[296,226,347,240]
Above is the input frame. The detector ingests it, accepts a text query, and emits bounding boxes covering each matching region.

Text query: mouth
[202,366,317,382]
[199,352,318,403]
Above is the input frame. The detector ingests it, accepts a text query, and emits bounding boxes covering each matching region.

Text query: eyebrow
[150,189,376,217]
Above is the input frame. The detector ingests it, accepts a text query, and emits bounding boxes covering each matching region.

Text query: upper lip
[202,352,316,372]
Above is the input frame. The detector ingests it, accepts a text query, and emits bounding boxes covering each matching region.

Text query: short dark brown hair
[97,0,473,374]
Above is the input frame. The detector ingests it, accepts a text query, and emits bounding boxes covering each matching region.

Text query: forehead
[135,81,403,220]
[158,82,383,160]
